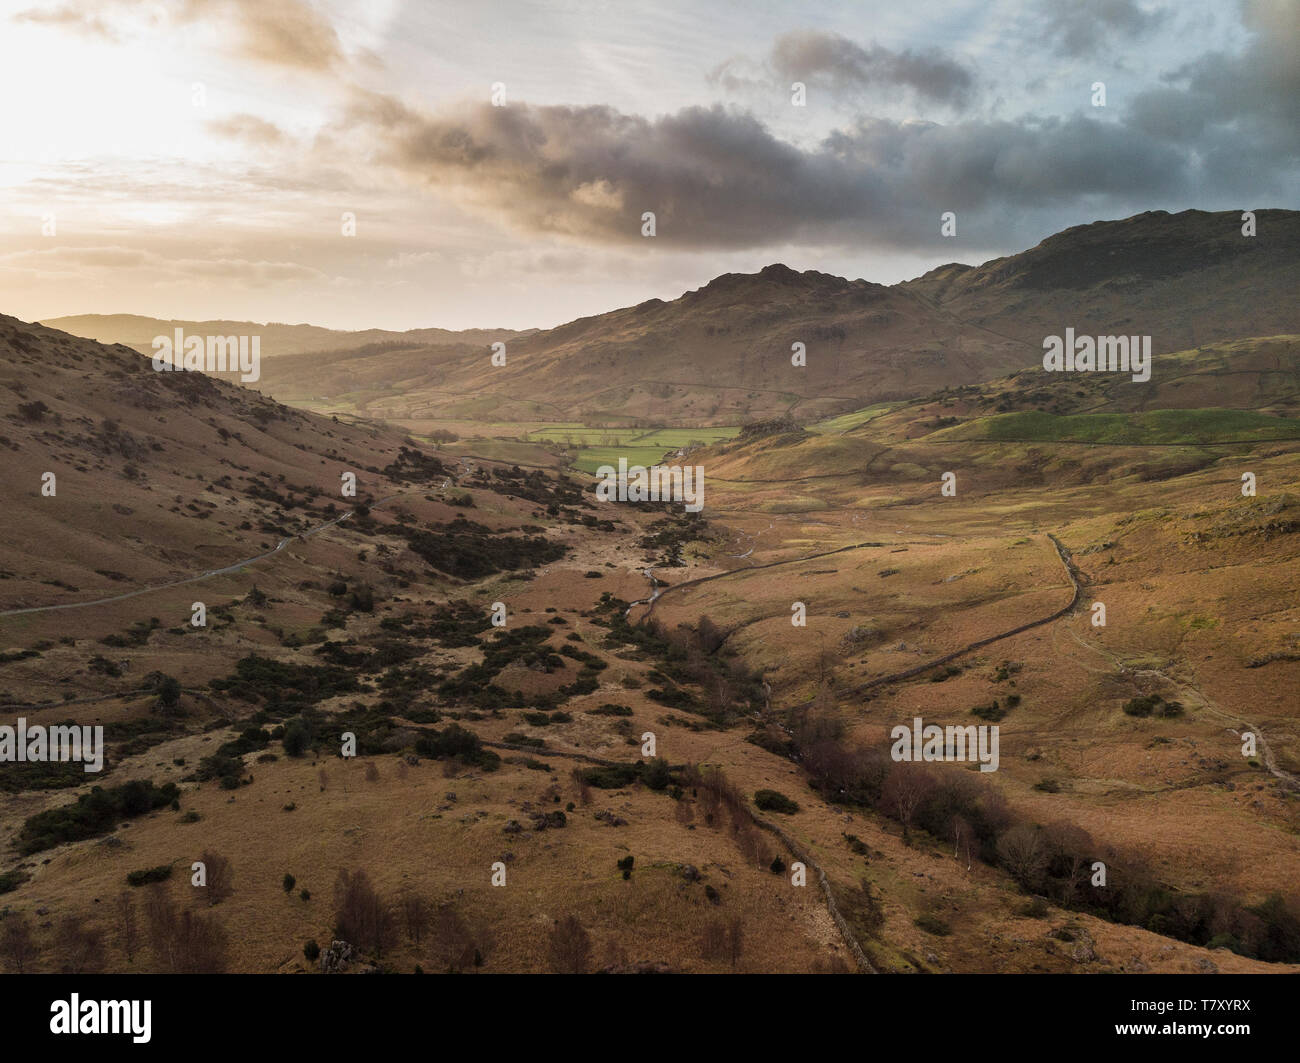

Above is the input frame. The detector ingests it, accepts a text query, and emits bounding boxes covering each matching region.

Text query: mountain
[38,314,531,359]
[902,209,1300,353]
[41,210,1300,429]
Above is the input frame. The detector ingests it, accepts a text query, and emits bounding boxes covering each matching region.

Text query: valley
[3,210,1300,976]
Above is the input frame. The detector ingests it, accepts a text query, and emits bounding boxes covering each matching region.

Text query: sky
[0,0,1295,331]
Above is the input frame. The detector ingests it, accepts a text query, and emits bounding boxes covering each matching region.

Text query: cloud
[710,29,975,109]
[341,89,1206,251]
[1126,0,1299,190]
[13,4,118,39]
[13,0,346,72]
[182,0,345,72]
[0,245,329,285]
[206,113,290,148]
[1030,0,1169,57]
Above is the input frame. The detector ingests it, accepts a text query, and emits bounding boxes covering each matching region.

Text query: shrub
[642,757,672,791]
[754,789,800,814]
[127,865,173,887]
[18,780,179,854]
[1020,897,1050,918]
[914,912,952,936]
[282,718,312,757]
[1122,695,1182,718]
[283,873,296,894]
[303,939,321,962]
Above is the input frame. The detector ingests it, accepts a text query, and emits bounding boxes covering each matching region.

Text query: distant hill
[42,209,1300,428]
[39,314,531,359]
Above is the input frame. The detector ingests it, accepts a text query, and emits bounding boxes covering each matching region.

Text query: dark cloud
[344,91,1205,252]
[1125,0,1298,192]
[711,29,975,110]
[1031,0,1169,57]
[1129,0,1298,139]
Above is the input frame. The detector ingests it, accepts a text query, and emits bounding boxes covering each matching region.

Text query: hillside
[43,209,1298,430]
[6,315,1298,975]
[902,209,1300,354]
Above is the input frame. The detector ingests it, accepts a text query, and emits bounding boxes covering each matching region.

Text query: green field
[939,408,1300,445]
[522,424,741,473]
[808,402,901,434]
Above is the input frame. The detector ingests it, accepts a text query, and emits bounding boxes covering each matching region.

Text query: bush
[126,865,173,887]
[642,757,672,791]
[1020,897,1050,918]
[1123,695,1183,718]
[303,939,320,962]
[283,873,296,894]
[282,718,312,757]
[754,789,800,814]
[17,780,180,854]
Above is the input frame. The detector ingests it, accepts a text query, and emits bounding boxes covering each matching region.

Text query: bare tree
[401,893,430,945]
[429,903,480,972]
[333,869,397,959]
[880,763,934,845]
[951,815,975,871]
[997,823,1049,892]
[173,910,227,973]
[143,885,179,970]
[116,891,139,964]
[140,886,226,973]
[57,917,107,973]
[571,766,591,807]
[199,850,233,905]
[0,915,37,973]
[726,916,745,970]
[1042,820,1093,904]
[547,914,591,974]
